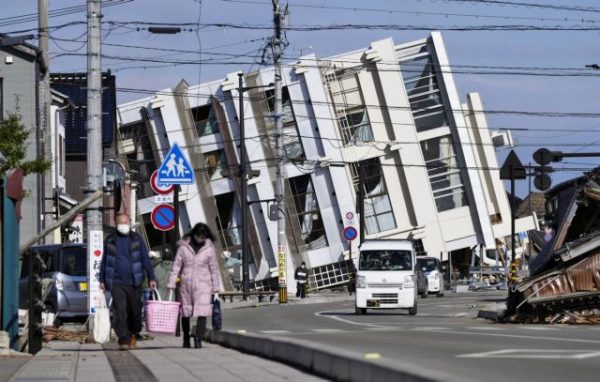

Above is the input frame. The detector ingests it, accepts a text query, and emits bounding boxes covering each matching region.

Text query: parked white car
[416,257,445,297]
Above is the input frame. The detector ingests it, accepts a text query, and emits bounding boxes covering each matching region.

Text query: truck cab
[355,240,417,315]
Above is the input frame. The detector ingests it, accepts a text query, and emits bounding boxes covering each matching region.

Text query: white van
[416,257,445,297]
[355,240,417,315]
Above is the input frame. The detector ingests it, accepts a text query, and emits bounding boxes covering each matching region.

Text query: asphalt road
[223,292,600,382]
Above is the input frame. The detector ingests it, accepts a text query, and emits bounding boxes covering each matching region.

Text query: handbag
[93,292,111,344]
[212,297,222,331]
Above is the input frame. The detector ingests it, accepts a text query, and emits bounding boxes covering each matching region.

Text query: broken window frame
[203,149,228,181]
[288,174,329,251]
[400,53,449,132]
[191,103,218,137]
[265,87,305,161]
[420,135,469,212]
[349,158,397,234]
[326,69,374,146]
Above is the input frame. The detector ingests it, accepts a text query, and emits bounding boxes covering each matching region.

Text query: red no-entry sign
[150,170,175,195]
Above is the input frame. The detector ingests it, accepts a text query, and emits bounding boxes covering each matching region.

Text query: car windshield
[60,247,87,276]
[359,250,412,271]
[417,258,438,272]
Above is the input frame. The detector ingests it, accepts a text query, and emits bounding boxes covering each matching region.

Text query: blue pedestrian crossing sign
[157,144,195,185]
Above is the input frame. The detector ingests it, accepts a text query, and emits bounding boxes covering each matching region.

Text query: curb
[207,330,464,382]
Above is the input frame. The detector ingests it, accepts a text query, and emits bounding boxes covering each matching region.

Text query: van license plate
[79,282,87,291]
[367,299,380,307]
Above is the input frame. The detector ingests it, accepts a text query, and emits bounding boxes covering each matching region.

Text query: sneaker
[129,336,138,350]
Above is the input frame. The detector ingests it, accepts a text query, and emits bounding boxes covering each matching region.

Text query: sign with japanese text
[88,230,104,314]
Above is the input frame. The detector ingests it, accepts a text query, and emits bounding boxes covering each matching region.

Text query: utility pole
[238,73,251,300]
[86,0,104,322]
[273,0,287,303]
[39,0,52,240]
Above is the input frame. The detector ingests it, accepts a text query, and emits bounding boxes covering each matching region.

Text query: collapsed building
[116,32,536,293]
[514,167,600,317]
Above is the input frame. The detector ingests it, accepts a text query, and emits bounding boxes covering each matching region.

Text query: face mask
[117,224,130,235]
[192,235,205,247]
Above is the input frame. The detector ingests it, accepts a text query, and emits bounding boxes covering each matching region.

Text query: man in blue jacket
[100,213,157,350]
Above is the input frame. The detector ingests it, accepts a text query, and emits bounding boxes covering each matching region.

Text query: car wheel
[355,307,367,315]
[408,303,417,316]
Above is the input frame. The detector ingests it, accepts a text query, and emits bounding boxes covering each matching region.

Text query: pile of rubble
[545,310,600,325]
[42,327,92,344]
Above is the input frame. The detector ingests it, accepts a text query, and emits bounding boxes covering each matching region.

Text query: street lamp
[221,73,273,300]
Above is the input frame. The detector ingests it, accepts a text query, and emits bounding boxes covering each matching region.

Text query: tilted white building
[117,32,535,292]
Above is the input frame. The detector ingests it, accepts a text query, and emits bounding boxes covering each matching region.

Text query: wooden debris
[43,327,93,343]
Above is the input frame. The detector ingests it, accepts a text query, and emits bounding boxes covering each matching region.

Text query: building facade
[117,32,535,292]
[0,37,46,246]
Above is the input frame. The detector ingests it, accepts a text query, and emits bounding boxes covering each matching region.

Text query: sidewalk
[6,336,325,382]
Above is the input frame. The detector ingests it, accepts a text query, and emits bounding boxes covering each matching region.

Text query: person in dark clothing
[100,213,156,350]
[294,262,308,298]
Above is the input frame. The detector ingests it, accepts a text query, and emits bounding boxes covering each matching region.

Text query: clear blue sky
[3,0,599,197]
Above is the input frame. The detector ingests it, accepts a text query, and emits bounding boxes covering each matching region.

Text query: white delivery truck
[416,256,445,297]
[355,240,417,315]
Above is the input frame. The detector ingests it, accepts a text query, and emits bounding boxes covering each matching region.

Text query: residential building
[117,32,536,292]
[0,35,46,246]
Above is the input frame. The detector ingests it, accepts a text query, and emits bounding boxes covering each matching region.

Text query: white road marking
[428,329,600,345]
[310,329,344,333]
[467,326,505,331]
[365,327,396,331]
[516,326,557,331]
[315,310,381,327]
[260,330,292,334]
[458,349,600,359]
[411,327,449,331]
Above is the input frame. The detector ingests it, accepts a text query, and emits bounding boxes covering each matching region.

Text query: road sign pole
[358,163,365,244]
[172,186,179,258]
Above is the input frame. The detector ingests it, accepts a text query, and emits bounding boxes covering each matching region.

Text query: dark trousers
[181,316,207,345]
[111,284,142,342]
[296,282,306,298]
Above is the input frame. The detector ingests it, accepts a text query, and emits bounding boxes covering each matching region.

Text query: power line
[442,0,600,14]
[103,20,600,32]
[218,0,600,24]
[115,86,600,119]
[51,52,600,80]
[0,1,132,28]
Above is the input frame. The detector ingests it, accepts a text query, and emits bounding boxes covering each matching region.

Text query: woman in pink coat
[167,223,221,348]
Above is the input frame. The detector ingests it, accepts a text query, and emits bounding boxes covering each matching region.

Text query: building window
[288,175,328,250]
[59,134,65,176]
[400,54,448,132]
[413,239,427,256]
[420,135,468,212]
[265,87,305,161]
[191,103,218,137]
[326,69,374,145]
[119,121,158,199]
[350,158,396,234]
[203,149,227,181]
[215,192,242,250]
